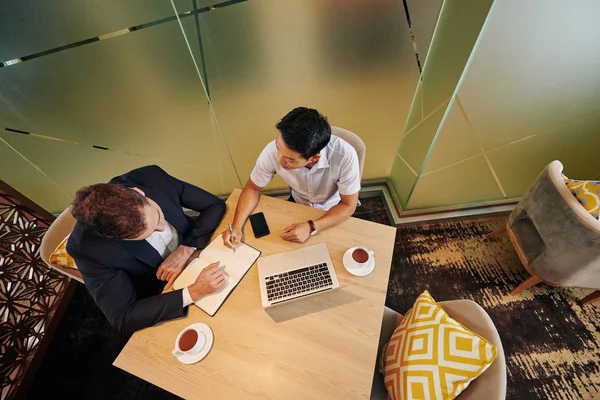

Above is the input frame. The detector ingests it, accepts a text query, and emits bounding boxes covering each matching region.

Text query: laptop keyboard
[265,263,333,302]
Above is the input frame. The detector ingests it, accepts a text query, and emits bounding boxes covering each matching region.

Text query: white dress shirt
[145,222,194,307]
[250,136,361,210]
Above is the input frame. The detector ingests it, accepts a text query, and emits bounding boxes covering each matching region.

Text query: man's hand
[281,222,311,243]
[222,225,243,249]
[157,245,196,290]
[188,262,226,301]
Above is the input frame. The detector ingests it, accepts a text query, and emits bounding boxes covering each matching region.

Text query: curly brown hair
[71,184,149,239]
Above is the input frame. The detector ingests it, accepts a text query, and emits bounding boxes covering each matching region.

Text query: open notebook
[173,238,261,316]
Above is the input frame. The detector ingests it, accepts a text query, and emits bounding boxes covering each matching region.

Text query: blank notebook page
[173,239,261,316]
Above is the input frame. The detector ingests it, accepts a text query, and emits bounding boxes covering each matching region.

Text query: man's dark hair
[71,184,148,239]
[276,107,331,160]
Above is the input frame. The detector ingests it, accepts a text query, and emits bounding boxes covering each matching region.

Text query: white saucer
[174,323,213,365]
[343,248,375,276]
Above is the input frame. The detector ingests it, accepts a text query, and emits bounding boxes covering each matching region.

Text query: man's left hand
[157,245,197,290]
[281,222,311,243]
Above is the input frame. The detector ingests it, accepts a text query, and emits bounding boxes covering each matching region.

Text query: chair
[39,207,83,283]
[331,126,366,179]
[331,126,366,206]
[486,160,600,305]
[371,302,507,400]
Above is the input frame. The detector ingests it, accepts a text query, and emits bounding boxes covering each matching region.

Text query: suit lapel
[116,239,163,268]
[145,185,188,235]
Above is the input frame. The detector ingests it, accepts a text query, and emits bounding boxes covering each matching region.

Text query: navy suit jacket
[67,165,226,334]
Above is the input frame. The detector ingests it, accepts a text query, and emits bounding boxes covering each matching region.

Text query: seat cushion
[562,174,600,219]
[382,291,498,400]
[437,300,506,400]
[49,234,78,269]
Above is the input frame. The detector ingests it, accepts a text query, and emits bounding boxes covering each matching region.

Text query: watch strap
[308,220,317,235]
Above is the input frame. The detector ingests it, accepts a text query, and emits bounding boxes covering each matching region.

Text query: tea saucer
[174,323,213,365]
[343,248,375,277]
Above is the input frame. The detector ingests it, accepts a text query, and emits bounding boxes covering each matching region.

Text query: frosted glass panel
[422,101,480,173]
[181,0,420,184]
[407,155,502,210]
[0,131,231,203]
[390,155,417,208]
[406,0,444,64]
[419,0,493,116]
[398,106,446,173]
[0,0,200,61]
[404,82,424,135]
[458,0,600,151]
[0,19,240,194]
[487,112,600,198]
[0,136,72,213]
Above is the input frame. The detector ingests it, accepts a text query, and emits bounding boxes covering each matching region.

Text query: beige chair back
[372,301,506,400]
[331,126,366,179]
[40,206,83,282]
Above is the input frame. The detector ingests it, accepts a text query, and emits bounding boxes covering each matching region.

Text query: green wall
[391,0,494,208]
[391,0,600,211]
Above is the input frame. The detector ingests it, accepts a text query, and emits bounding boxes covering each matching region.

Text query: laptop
[258,243,340,308]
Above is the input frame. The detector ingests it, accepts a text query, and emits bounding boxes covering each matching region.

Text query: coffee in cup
[172,327,205,358]
[179,329,198,351]
[352,248,370,264]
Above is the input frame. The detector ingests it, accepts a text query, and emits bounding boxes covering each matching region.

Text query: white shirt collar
[313,146,330,170]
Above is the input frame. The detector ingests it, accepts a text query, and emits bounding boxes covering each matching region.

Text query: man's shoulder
[256,140,278,164]
[109,165,167,185]
[328,136,357,161]
[261,140,277,155]
[66,223,121,266]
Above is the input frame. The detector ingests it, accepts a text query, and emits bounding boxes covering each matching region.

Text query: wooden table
[114,189,397,399]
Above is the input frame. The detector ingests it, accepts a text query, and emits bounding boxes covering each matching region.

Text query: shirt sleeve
[249,141,278,188]
[337,147,361,196]
[182,286,194,307]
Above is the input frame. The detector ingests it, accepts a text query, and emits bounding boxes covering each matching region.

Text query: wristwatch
[308,220,318,236]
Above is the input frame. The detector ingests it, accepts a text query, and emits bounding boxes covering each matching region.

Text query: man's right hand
[222,225,243,249]
[188,262,226,301]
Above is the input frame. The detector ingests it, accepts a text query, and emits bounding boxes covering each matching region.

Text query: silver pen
[228,223,236,252]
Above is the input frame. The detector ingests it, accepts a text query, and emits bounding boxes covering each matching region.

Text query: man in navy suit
[67,165,227,333]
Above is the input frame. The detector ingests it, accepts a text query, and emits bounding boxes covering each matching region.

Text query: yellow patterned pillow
[383,291,497,400]
[562,174,600,219]
[49,235,78,269]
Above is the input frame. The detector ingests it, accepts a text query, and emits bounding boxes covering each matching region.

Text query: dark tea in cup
[179,329,199,352]
[352,248,369,264]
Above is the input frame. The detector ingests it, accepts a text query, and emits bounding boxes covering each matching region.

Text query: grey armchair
[486,160,600,305]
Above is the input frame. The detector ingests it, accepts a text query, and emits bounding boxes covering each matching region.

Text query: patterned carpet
[387,215,600,400]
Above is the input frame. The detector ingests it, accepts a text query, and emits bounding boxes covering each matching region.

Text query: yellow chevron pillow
[562,174,600,219]
[383,291,497,400]
[49,235,78,269]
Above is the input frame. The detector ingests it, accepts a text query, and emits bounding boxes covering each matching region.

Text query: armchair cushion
[49,234,78,269]
[382,291,497,400]
[562,174,600,219]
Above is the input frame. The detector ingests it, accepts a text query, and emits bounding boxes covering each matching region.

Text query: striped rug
[386,215,600,400]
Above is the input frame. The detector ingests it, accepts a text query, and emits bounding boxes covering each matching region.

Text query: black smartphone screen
[249,212,270,238]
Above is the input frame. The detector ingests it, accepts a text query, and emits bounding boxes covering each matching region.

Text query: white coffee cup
[172,327,206,358]
[347,246,375,269]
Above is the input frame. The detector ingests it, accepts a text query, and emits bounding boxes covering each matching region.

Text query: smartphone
[249,212,270,238]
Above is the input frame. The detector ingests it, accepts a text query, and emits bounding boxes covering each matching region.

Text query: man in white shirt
[223,107,361,247]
